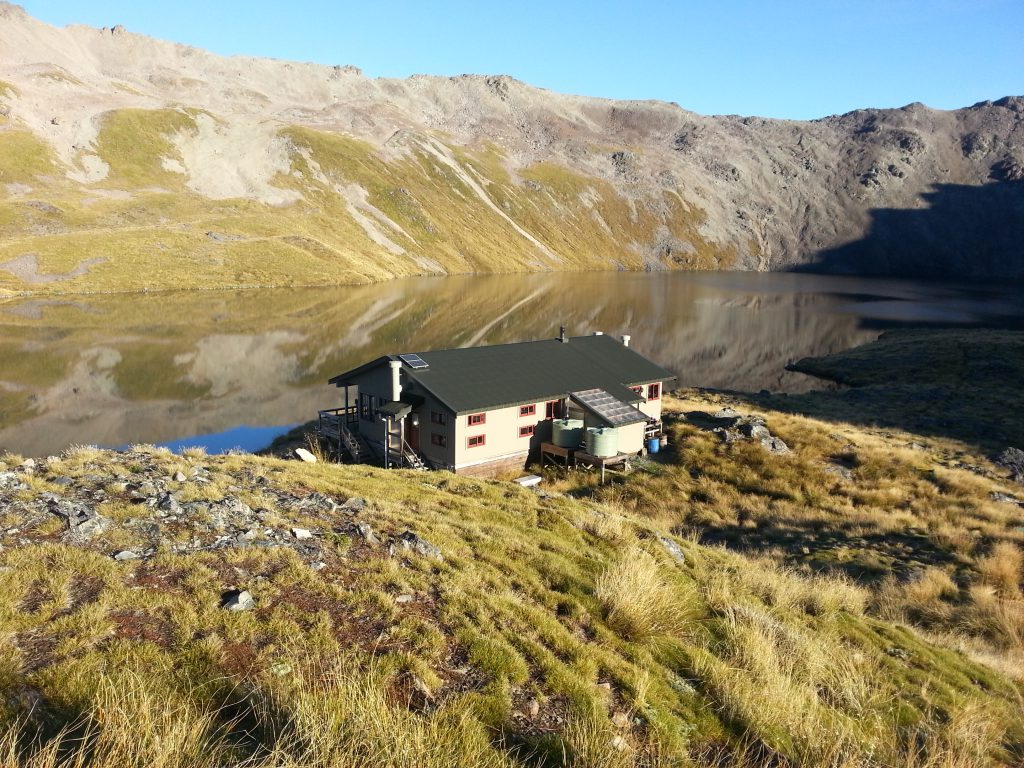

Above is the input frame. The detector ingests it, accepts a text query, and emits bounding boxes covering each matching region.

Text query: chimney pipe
[593,331,603,336]
[559,325,567,343]
[621,334,631,348]
[389,359,402,401]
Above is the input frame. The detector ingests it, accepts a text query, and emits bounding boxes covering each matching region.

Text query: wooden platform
[540,442,636,483]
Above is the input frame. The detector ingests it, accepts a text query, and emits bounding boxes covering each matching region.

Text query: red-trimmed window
[518,425,535,438]
[431,433,447,447]
[431,411,447,425]
[467,434,486,448]
[468,413,486,426]
[545,400,562,419]
[647,383,661,400]
[519,404,536,417]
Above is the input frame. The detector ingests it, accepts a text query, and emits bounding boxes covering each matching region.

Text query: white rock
[113,550,139,561]
[291,527,313,540]
[223,590,255,611]
[295,448,317,463]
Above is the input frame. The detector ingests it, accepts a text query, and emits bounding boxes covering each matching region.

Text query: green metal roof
[330,334,676,415]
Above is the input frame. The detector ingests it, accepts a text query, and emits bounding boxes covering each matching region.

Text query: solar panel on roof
[570,388,646,427]
[399,354,429,369]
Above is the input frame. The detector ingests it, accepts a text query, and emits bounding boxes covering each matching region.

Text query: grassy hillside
[0,110,729,296]
[1,390,1022,767]
[785,328,1024,450]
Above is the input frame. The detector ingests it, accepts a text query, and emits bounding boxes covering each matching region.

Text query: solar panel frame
[398,354,429,369]
[569,388,646,426]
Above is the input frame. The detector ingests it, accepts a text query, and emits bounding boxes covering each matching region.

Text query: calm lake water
[1,272,1021,457]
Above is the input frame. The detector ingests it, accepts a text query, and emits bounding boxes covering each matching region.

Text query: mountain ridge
[1,3,1023,294]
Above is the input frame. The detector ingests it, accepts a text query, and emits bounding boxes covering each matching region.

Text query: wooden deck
[540,441,637,483]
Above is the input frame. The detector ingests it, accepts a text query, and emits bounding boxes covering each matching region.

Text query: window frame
[430,410,447,425]
[518,424,535,438]
[519,404,537,417]
[545,399,562,419]
[646,383,661,401]
[467,412,486,427]
[467,434,486,448]
[430,432,447,447]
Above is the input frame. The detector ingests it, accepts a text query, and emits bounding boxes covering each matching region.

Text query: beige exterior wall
[617,421,647,454]
[453,400,553,472]
[637,394,663,421]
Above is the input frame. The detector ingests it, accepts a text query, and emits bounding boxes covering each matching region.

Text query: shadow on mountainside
[797,181,1024,280]
[735,328,1024,456]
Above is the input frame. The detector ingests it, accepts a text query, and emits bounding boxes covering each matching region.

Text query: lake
[1,271,1021,457]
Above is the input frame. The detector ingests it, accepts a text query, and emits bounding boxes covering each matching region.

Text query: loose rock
[658,535,685,563]
[295,448,317,463]
[355,521,378,544]
[996,447,1024,483]
[761,436,791,455]
[396,530,442,560]
[221,589,255,612]
[291,527,313,540]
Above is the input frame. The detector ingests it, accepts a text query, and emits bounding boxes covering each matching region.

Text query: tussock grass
[595,546,699,640]
[1,422,1023,766]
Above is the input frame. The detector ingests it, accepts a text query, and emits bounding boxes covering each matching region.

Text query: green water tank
[586,427,619,458]
[552,418,585,448]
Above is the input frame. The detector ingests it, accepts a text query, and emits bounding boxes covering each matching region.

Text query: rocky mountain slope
[0,2,1023,294]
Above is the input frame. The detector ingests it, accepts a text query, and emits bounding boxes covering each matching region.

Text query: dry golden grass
[2,420,1023,766]
[595,546,699,640]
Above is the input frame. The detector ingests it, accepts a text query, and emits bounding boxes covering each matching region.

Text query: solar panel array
[570,388,645,426]
[398,353,429,369]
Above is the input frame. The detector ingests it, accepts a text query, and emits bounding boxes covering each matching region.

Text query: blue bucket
[647,437,660,454]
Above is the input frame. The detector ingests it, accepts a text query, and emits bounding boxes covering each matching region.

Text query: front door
[407,419,420,451]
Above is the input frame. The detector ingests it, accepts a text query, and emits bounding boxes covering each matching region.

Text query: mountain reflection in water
[1,272,1020,456]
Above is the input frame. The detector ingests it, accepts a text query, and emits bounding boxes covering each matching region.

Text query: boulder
[355,521,378,544]
[221,589,255,612]
[713,407,740,419]
[658,535,685,563]
[761,436,791,455]
[712,427,740,444]
[990,492,1022,506]
[396,530,443,560]
[113,550,139,561]
[738,422,771,439]
[0,471,28,491]
[295,448,317,463]
[48,498,109,539]
[995,447,1024,482]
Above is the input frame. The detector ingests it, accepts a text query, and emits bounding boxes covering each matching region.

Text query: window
[545,400,562,419]
[518,425,535,438]
[467,434,486,448]
[431,411,447,425]
[430,433,447,447]
[647,383,661,400]
[468,413,486,426]
[359,392,376,421]
[519,404,536,417]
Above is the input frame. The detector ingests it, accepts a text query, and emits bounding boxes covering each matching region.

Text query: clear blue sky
[19,0,1024,120]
